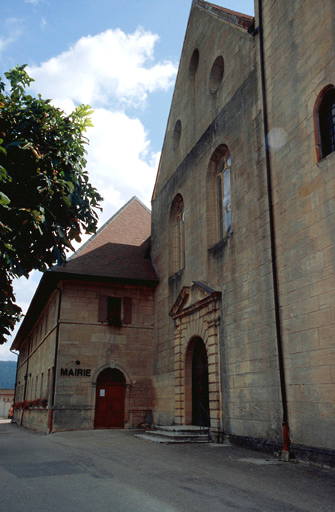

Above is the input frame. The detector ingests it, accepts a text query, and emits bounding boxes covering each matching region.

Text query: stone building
[12,197,157,433]
[0,389,14,418]
[12,0,335,464]
[151,0,335,464]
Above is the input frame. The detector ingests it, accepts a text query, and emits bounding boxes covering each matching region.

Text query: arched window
[169,194,185,275]
[316,86,335,159]
[207,145,232,247]
[217,154,232,239]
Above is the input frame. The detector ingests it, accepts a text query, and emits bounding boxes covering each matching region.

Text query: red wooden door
[94,369,126,429]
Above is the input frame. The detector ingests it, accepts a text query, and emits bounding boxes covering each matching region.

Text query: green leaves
[0,191,10,205]
[0,65,103,344]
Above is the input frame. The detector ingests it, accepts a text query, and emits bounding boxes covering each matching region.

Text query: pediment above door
[169,281,222,320]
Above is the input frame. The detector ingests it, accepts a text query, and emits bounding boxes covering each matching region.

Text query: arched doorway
[94,368,126,429]
[185,338,210,427]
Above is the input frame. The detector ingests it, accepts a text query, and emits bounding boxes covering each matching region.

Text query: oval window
[189,49,199,81]
[173,119,182,150]
[209,56,224,93]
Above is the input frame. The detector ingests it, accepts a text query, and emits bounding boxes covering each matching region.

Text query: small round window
[189,49,199,81]
[209,56,224,93]
[173,119,182,150]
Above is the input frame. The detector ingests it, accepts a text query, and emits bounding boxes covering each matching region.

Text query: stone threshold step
[154,425,209,433]
[135,433,210,444]
[135,425,211,444]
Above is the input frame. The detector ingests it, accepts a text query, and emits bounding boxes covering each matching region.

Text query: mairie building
[12,0,335,466]
[12,197,157,432]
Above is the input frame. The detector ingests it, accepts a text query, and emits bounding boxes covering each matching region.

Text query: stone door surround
[170,281,222,433]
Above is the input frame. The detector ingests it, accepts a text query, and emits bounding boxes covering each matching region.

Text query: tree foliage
[0,65,103,344]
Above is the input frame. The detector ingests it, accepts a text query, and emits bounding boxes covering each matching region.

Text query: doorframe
[185,336,209,426]
[170,284,222,436]
[92,362,131,428]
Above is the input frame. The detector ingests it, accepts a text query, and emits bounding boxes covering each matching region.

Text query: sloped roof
[73,196,151,257]
[59,195,156,281]
[52,238,157,282]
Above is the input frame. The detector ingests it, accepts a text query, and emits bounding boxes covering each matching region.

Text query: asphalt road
[0,420,334,512]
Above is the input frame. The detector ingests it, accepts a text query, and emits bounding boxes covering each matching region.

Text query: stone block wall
[152,2,283,441]
[258,0,335,451]
[13,290,58,430]
[52,280,155,432]
[14,279,155,433]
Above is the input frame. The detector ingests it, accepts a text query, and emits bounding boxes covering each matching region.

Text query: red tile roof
[53,238,157,282]
[53,195,157,281]
[74,196,151,257]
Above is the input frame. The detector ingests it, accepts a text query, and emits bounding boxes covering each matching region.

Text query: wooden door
[94,368,126,429]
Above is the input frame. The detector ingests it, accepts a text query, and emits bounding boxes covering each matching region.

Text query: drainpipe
[48,287,62,433]
[21,336,31,425]
[256,0,290,456]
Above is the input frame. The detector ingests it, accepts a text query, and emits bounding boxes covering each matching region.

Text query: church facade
[151,0,335,463]
[12,0,335,465]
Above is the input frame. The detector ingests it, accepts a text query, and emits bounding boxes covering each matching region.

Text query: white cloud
[25,26,176,221]
[0,18,24,54]
[0,344,17,361]
[27,28,176,109]
[85,108,159,220]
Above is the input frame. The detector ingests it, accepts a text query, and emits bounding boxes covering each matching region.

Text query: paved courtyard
[0,420,334,512]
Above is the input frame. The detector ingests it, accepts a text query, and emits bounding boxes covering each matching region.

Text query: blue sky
[0,0,254,360]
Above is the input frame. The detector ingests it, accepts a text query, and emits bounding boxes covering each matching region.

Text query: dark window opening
[107,297,122,326]
[319,87,335,158]
[98,296,132,326]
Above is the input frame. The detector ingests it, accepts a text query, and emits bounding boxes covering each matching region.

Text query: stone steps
[135,425,211,444]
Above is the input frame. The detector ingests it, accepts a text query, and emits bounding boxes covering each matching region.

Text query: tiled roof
[193,0,253,29]
[53,238,157,282]
[73,196,151,257]
[59,195,156,281]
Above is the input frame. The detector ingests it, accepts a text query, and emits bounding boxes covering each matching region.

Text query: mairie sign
[60,368,91,377]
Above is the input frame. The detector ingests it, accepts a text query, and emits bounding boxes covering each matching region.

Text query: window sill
[208,232,233,256]
[168,268,184,284]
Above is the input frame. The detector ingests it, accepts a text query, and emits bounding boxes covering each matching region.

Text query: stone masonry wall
[53,280,154,431]
[152,3,283,441]
[256,0,335,450]
[13,290,58,433]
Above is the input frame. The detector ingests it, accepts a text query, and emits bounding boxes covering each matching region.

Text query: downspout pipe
[256,0,290,455]
[21,335,31,426]
[48,286,62,434]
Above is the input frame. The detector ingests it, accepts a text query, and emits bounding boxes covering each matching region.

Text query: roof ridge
[192,0,253,28]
